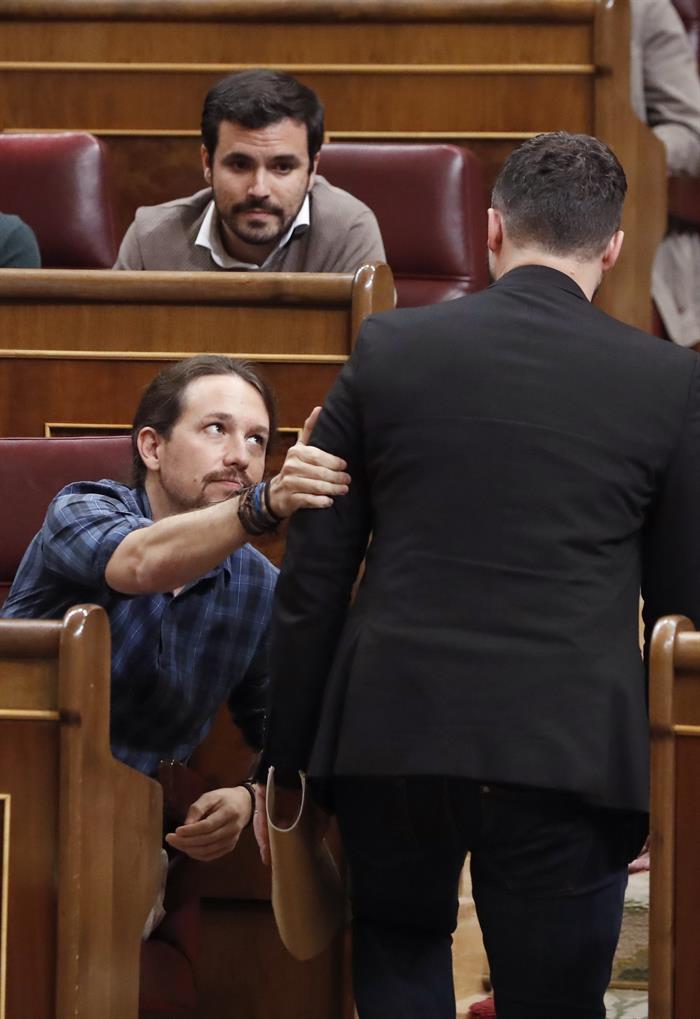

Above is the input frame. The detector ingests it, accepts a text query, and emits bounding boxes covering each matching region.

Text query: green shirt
[0,213,41,268]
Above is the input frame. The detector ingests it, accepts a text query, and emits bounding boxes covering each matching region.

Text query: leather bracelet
[237,482,281,535]
[240,781,256,828]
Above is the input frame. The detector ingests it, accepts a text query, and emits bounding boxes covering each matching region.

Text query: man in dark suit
[257,133,700,1019]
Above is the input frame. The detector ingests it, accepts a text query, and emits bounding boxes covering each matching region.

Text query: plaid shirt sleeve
[42,488,152,588]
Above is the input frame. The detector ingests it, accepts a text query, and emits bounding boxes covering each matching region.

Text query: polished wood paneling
[194,902,353,1019]
[0,265,394,437]
[0,0,664,332]
[0,607,162,1019]
[0,724,57,1019]
[1,69,593,133]
[0,24,591,65]
[0,355,343,436]
[648,616,700,1019]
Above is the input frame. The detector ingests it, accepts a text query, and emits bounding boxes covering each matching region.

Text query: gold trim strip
[0,710,60,721]
[4,127,200,138]
[674,725,700,737]
[0,349,347,364]
[0,61,596,75]
[7,128,536,141]
[43,422,301,435]
[327,130,538,141]
[44,422,130,436]
[0,795,8,1019]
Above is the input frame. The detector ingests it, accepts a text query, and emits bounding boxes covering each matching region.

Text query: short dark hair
[131,355,278,488]
[491,132,627,259]
[201,69,324,168]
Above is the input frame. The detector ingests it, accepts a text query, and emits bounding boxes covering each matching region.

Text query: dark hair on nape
[131,355,278,488]
[491,132,627,260]
[201,68,325,169]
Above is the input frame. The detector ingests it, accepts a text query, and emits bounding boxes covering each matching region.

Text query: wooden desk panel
[649,617,700,1019]
[0,264,395,436]
[0,0,665,333]
[0,608,162,1019]
[0,722,58,1019]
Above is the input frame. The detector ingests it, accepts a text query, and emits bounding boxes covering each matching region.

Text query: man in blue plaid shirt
[2,354,349,862]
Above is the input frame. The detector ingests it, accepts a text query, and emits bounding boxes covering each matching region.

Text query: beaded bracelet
[237,481,283,535]
[240,782,256,829]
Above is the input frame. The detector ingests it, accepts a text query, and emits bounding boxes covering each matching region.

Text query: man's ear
[601,229,624,275]
[307,153,320,191]
[201,144,212,185]
[487,207,504,255]
[136,427,163,475]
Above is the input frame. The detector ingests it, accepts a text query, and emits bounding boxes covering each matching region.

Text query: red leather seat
[0,436,132,606]
[0,132,117,267]
[0,435,199,1017]
[320,142,489,307]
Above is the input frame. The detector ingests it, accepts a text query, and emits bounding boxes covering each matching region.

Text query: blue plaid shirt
[2,480,278,776]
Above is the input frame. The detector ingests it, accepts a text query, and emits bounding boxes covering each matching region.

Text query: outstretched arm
[105,407,350,595]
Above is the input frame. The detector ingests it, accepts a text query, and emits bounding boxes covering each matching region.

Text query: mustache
[232,198,284,218]
[202,469,251,487]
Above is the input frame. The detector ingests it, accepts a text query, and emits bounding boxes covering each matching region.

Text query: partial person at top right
[632,0,700,348]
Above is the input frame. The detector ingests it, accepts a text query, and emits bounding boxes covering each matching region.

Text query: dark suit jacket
[264,265,700,812]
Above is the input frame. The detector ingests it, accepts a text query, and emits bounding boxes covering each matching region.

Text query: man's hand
[164,786,253,862]
[267,406,350,518]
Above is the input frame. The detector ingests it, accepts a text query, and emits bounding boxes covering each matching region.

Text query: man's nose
[223,434,250,469]
[248,168,271,200]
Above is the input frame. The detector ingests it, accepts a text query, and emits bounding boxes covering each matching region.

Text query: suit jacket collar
[491,264,589,302]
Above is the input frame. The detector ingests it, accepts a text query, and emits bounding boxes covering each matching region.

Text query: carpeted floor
[611,871,649,985]
[604,989,648,1018]
[606,870,649,1018]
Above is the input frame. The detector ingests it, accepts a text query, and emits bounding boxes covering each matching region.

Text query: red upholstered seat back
[0,436,132,607]
[320,143,489,307]
[0,132,117,267]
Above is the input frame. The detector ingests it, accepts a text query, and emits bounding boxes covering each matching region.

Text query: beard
[159,467,252,513]
[218,186,308,248]
[226,197,288,246]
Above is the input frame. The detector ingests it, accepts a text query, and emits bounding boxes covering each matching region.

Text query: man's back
[260,133,698,1019]
[272,264,700,812]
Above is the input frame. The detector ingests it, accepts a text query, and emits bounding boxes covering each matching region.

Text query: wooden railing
[0,0,665,332]
[0,605,162,1018]
[648,615,700,1019]
[0,263,395,436]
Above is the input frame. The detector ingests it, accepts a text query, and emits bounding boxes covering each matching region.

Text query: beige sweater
[114,176,385,273]
[631,0,700,346]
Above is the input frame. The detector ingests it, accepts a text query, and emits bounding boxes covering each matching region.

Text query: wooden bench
[648,615,700,1019]
[0,0,664,331]
[0,263,395,437]
[0,605,162,1018]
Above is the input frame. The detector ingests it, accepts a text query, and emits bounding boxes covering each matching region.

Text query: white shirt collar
[195,193,311,269]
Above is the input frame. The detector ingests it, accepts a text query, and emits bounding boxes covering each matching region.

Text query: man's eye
[248,433,267,449]
[274,162,295,174]
[205,423,225,435]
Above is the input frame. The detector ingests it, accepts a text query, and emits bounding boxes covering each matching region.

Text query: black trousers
[332,777,647,1019]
